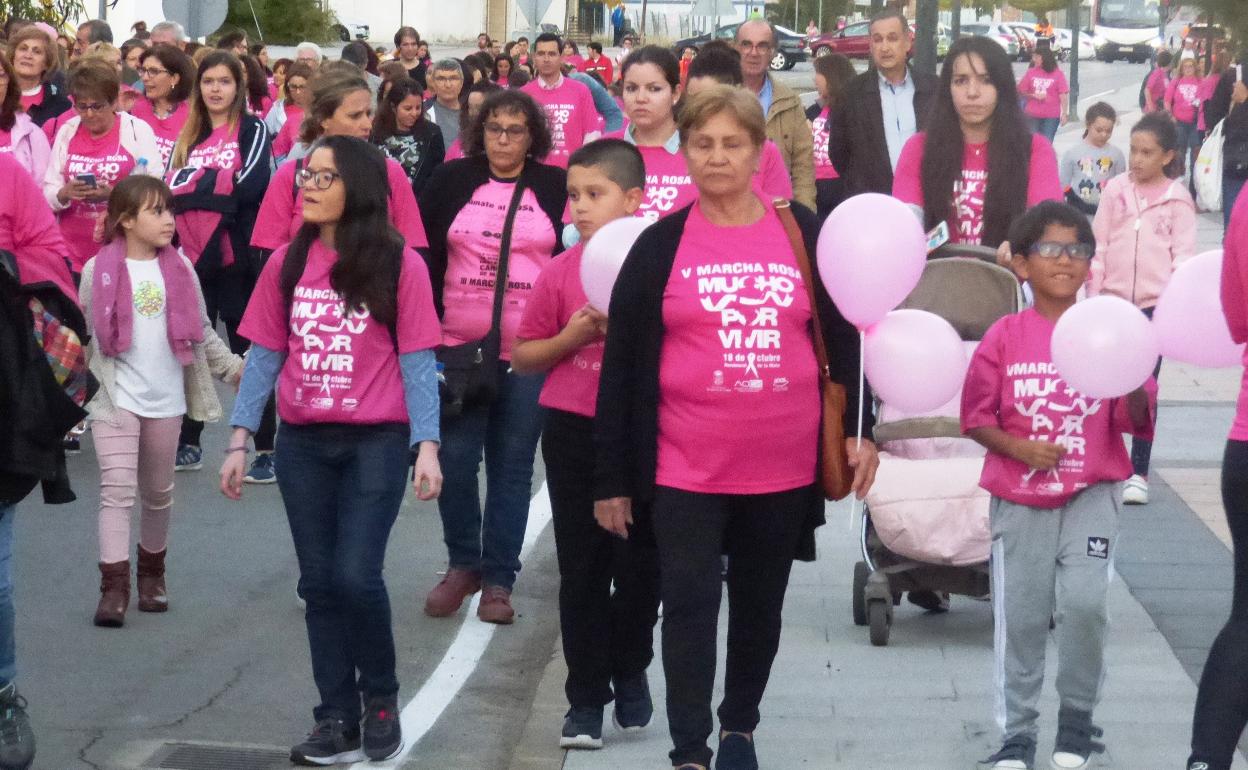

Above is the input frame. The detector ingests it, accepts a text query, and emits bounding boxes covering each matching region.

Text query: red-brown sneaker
[423,568,482,617]
[476,585,515,625]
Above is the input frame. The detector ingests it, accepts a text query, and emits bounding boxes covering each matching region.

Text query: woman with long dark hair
[267,61,314,162]
[371,77,445,197]
[166,50,273,477]
[0,51,51,180]
[492,53,514,86]
[418,89,566,625]
[893,36,1062,248]
[130,44,196,169]
[240,54,273,116]
[221,135,442,766]
[1018,45,1069,141]
[807,51,856,220]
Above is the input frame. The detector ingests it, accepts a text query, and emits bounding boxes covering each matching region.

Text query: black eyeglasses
[139,67,170,77]
[1029,241,1093,261]
[295,168,341,190]
[484,123,528,140]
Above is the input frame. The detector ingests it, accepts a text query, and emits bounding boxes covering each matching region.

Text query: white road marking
[356,481,555,768]
[1078,89,1115,104]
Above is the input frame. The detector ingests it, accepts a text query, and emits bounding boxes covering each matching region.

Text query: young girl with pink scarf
[78,176,242,628]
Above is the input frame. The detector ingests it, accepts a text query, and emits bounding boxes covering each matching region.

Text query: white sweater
[42,112,163,212]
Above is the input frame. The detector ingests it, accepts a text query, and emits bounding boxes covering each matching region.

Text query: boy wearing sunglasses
[960,201,1156,770]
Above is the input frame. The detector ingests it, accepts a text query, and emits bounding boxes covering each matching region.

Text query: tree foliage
[1005,0,1067,15]
[0,0,88,30]
[1183,0,1248,40]
[224,0,336,45]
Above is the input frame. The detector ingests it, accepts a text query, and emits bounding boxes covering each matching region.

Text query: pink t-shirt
[183,121,241,172]
[272,105,303,158]
[251,157,428,251]
[19,91,41,112]
[961,308,1156,508]
[128,99,189,170]
[656,201,820,494]
[58,120,137,270]
[810,106,839,181]
[0,129,11,158]
[441,178,557,360]
[444,137,464,161]
[521,77,602,168]
[1223,192,1248,442]
[893,132,1062,245]
[1166,76,1202,124]
[1018,66,1069,120]
[515,243,603,417]
[757,139,795,200]
[238,240,442,426]
[1145,68,1169,112]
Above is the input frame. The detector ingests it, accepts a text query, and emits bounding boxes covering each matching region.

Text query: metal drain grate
[144,742,290,770]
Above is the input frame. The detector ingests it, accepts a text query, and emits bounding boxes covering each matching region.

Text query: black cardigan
[592,203,875,561]
[25,82,71,129]
[829,67,938,196]
[418,155,567,316]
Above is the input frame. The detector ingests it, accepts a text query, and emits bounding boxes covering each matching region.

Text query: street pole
[98,0,106,20]
[795,0,799,32]
[1158,0,1166,47]
[951,0,961,40]
[913,0,937,76]
[1068,0,1080,115]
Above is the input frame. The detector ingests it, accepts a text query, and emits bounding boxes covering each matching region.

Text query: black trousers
[542,409,660,708]
[1189,440,1248,770]
[814,177,846,223]
[651,484,813,767]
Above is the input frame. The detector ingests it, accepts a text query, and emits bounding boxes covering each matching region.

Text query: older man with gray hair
[424,59,464,148]
[294,41,323,66]
[148,20,185,49]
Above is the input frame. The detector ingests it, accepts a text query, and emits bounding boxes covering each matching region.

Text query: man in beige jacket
[736,19,816,210]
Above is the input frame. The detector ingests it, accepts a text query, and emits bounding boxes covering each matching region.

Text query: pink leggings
[92,410,182,564]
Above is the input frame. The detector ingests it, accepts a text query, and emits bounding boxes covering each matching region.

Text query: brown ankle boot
[93,560,130,627]
[136,546,168,613]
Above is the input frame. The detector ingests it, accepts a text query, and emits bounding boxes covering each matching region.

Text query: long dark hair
[1035,45,1057,73]
[812,51,856,112]
[371,77,426,142]
[1131,111,1183,179]
[240,54,269,114]
[620,44,679,89]
[280,136,404,328]
[491,53,513,83]
[0,52,19,131]
[920,36,1031,247]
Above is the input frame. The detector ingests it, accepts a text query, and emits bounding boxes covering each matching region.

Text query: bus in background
[1093,0,1168,63]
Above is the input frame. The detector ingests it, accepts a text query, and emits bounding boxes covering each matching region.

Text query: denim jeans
[1030,116,1060,142]
[0,505,14,687]
[275,422,410,723]
[437,361,544,591]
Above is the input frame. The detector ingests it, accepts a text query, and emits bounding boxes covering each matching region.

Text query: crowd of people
[0,8,1245,770]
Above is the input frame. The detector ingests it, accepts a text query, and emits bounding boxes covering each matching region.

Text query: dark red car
[809,20,914,59]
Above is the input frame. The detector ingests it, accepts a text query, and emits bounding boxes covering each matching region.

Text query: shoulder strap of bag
[489,177,528,335]
[772,200,831,382]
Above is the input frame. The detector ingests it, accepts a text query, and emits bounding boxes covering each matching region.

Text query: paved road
[11,53,1178,770]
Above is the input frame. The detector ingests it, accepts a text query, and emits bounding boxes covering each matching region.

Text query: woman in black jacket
[418,89,566,626]
[593,85,877,770]
[372,77,445,197]
[1204,49,1248,228]
[166,50,274,477]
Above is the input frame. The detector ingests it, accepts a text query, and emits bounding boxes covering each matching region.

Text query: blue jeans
[1030,116,1060,142]
[1226,175,1247,231]
[0,506,13,687]
[437,361,544,591]
[275,423,410,723]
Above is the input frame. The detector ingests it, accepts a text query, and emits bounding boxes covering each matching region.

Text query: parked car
[672,22,808,70]
[330,17,369,42]
[1055,28,1098,60]
[959,22,1020,59]
[937,23,951,60]
[810,19,941,61]
[1004,23,1038,61]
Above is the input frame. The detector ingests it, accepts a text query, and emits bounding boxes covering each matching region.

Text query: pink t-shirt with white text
[515,243,603,417]
[811,106,839,181]
[59,120,137,269]
[1019,66,1069,120]
[961,308,1156,508]
[893,132,1062,245]
[184,121,241,172]
[238,240,442,426]
[656,201,820,494]
[521,77,602,167]
[441,178,557,360]
[1166,76,1202,124]
[129,98,190,169]
[251,157,428,251]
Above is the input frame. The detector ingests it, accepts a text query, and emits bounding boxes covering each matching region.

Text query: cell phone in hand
[75,173,97,188]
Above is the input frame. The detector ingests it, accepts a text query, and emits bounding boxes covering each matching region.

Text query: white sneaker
[1122,475,1149,505]
[1051,750,1090,769]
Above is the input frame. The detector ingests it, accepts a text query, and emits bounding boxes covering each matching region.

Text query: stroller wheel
[867,600,891,646]
[852,561,869,626]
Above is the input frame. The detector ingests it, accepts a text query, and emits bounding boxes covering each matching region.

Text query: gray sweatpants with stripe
[990,482,1121,739]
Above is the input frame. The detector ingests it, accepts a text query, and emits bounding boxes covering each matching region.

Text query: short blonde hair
[676,84,767,149]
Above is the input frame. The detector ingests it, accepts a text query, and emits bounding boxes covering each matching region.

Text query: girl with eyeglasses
[221,135,443,765]
[41,58,161,276]
[165,50,274,479]
[267,61,314,162]
[130,44,196,169]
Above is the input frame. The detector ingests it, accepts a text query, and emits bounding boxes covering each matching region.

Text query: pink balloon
[580,217,652,313]
[1052,296,1160,399]
[864,309,968,412]
[817,193,927,329]
[1153,249,1245,368]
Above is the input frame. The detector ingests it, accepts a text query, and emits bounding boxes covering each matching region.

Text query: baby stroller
[852,245,1025,646]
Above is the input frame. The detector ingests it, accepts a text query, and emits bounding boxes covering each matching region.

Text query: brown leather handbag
[773,201,856,501]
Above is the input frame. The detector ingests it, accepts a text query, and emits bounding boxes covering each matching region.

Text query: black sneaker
[1051,708,1104,769]
[362,696,403,761]
[0,683,34,770]
[981,733,1036,769]
[908,590,950,613]
[289,718,365,766]
[612,672,653,731]
[559,706,603,750]
[61,436,80,455]
[716,732,758,770]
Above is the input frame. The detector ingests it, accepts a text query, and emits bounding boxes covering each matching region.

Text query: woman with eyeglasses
[0,51,51,181]
[417,89,566,625]
[165,50,273,478]
[41,58,161,276]
[221,135,443,765]
[130,44,196,169]
[6,25,70,131]
[267,61,314,162]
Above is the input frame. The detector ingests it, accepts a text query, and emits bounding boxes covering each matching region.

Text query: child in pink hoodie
[1088,111,1197,506]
